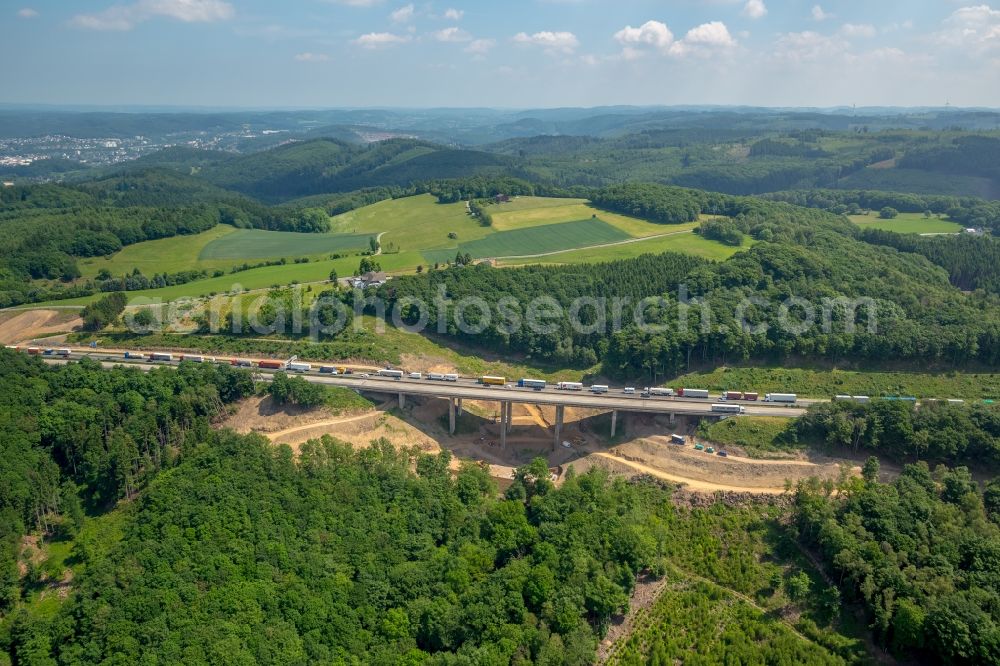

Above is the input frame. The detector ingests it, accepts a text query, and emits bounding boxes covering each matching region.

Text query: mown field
[78,225,238,278]
[848,212,964,234]
[669,365,1000,399]
[37,194,740,307]
[423,218,631,264]
[199,229,374,260]
[501,229,751,265]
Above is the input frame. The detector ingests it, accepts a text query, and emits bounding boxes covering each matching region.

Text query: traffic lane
[306,375,806,415]
[56,354,807,412]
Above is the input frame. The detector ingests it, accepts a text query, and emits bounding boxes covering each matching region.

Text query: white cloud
[811,5,833,21]
[936,5,1000,53]
[71,0,234,31]
[389,3,414,23]
[513,30,579,54]
[840,23,877,38]
[614,19,735,58]
[443,8,463,21]
[294,52,329,62]
[742,0,767,20]
[669,21,737,56]
[329,0,383,6]
[464,38,495,55]
[433,26,471,42]
[17,7,38,18]
[614,20,674,52]
[353,31,410,48]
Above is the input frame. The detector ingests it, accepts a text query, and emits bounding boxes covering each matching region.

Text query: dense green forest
[0,351,256,615]
[795,463,1000,664]
[0,351,863,664]
[766,188,1000,231]
[792,399,1000,465]
[379,187,1000,378]
[859,230,1000,294]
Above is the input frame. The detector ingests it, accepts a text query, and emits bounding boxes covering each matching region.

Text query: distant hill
[126,145,234,172]
[76,167,256,208]
[194,137,514,202]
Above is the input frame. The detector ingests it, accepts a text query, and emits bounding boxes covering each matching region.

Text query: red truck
[258,360,283,370]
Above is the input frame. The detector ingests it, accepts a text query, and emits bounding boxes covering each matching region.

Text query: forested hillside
[0,352,861,664]
[0,352,255,616]
[380,187,1000,378]
[195,138,515,203]
[795,463,1000,664]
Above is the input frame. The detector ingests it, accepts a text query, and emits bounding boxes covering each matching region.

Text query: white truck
[711,403,745,414]
[288,361,312,373]
[557,382,584,391]
[589,384,609,394]
[764,393,797,404]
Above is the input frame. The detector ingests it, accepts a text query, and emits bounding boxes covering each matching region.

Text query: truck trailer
[288,362,312,373]
[518,378,546,390]
[764,393,797,404]
[678,388,709,399]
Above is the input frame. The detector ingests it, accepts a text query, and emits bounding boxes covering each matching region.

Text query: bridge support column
[553,404,564,451]
[669,411,676,425]
[500,400,508,450]
[457,398,463,417]
[611,410,617,438]
[448,398,456,435]
[506,401,513,433]
[398,393,405,410]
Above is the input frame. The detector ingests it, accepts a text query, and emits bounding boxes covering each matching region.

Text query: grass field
[423,218,631,264]
[79,225,239,278]
[668,365,1000,399]
[489,196,703,237]
[697,416,798,456]
[36,194,741,307]
[199,229,373,260]
[330,193,490,251]
[501,230,752,265]
[849,212,963,234]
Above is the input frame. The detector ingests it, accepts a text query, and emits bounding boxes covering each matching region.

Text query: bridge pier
[611,409,617,438]
[553,404,564,451]
[398,392,405,410]
[448,398,456,435]
[457,398,463,417]
[500,400,508,450]
[669,412,676,425]
[506,401,513,433]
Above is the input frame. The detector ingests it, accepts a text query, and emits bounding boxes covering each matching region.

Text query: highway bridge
[36,348,807,450]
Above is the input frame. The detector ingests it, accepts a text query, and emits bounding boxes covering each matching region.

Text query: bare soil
[219,393,860,495]
[0,309,82,344]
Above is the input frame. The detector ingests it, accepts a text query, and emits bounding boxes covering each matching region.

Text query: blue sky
[3,1,999,108]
